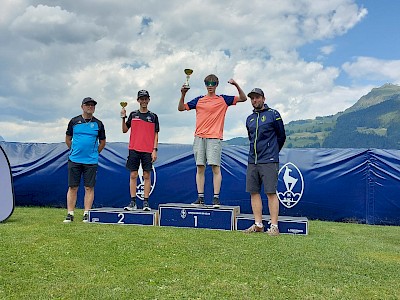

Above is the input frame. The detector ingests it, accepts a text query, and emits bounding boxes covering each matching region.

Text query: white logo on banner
[136,165,157,200]
[277,162,304,208]
[180,209,187,219]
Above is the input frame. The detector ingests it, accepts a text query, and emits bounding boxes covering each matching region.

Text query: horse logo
[136,165,157,200]
[277,162,304,208]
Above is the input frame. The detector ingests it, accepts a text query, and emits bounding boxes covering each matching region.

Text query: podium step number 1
[158,203,240,231]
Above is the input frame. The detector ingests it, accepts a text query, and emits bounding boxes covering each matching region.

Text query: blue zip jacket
[246,104,286,164]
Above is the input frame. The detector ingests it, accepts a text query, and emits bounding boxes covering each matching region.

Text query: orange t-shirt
[184,94,238,139]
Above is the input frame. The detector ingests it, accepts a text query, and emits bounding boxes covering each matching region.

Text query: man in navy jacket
[244,88,286,235]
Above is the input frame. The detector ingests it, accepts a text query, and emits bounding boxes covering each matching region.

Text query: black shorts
[126,150,152,171]
[246,163,279,194]
[68,160,98,187]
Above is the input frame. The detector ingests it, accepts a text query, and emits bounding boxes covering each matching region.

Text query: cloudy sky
[1,0,399,144]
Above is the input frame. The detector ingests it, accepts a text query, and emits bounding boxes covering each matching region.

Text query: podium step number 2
[88,208,158,226]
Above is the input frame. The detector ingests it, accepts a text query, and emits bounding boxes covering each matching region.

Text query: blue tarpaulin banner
[1,141,399,225]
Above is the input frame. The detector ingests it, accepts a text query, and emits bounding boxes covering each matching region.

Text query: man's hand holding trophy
[181,68,193,95]
[120,101,128,118]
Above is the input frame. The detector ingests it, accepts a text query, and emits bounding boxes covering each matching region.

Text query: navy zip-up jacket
[246,104,286,164]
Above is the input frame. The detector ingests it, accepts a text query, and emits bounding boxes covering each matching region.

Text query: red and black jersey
[126,110,159,153]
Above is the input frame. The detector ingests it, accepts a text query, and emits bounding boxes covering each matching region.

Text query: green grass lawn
[1,207,399,299]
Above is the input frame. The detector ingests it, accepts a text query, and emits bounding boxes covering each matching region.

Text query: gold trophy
[120,101,128,118]
[184,69,193,88]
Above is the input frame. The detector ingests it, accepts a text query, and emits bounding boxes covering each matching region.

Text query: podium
[158,203,240,230]
[236,214,308,235]
[88,207,158,226]
[88,205,309,235]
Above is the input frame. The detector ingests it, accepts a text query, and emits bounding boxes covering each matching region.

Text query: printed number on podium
[118,213,125,224]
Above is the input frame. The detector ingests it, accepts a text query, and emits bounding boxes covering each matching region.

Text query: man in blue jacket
[244,88,286,235]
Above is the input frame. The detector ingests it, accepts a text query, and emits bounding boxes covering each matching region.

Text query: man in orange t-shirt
[178,74,247,207]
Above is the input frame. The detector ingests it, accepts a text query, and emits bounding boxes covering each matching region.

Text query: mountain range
[224,83,400,149]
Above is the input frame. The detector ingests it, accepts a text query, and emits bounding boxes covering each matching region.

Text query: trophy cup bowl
[184,69,193,88]
[120,101,128,118]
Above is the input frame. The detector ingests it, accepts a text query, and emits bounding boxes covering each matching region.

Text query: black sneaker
[82,213,89,223]
[192,197,205,206]
[212,197,220,208]
[143,200,151,211]
[63,213,74,223]
[124,201,137,211]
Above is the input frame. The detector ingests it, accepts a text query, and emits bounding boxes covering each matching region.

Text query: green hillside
[284,115,339,148]
[225,83,400,149]
[323,94,400,149]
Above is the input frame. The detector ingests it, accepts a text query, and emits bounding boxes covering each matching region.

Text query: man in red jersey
[121,90,159,211]
[178,74,247,207]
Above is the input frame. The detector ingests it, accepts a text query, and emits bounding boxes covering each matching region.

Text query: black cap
[137,90,150,98]
[82,97,97,105]
[247,88,264,98]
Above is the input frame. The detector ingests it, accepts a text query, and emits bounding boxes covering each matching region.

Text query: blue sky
[300,0,400,86]
[351,0,400,60]
[0,0,399,143]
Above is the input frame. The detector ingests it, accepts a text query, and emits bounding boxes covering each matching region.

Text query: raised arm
[178,86,189,111]
[228,79,247,102]
[121,108,129,133]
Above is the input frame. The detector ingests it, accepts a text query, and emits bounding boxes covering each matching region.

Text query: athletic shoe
[267,225,280,236]
[191,197,205,206]
[63,213,74,223]
[82,213,89,223]
[212,197,220,208]
[143,200,151,211]
[124,201,137,211]
[243,224,264,233]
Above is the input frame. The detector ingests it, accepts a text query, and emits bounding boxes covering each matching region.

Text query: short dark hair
[204,74,219,84]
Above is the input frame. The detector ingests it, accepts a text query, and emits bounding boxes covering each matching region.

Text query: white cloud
[0,0,26,25]
[342,57,400,83]
[0,118,70,143]
[320,44,335,55]
[10,5,106,44]
[0,0,393,144]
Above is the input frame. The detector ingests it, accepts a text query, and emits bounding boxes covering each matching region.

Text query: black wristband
[153,148,158,151]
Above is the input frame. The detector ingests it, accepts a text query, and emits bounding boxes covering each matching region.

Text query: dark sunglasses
[205,81,218,87]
